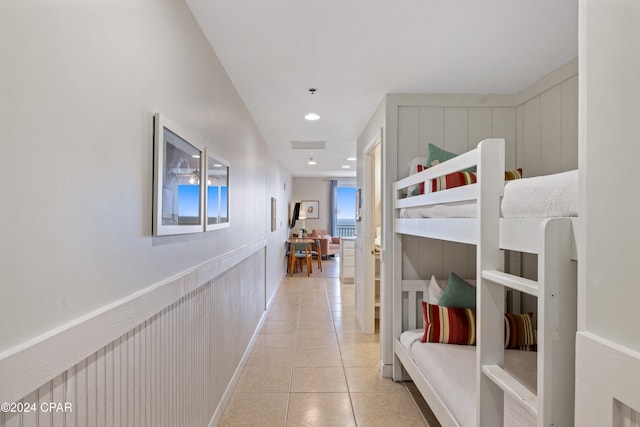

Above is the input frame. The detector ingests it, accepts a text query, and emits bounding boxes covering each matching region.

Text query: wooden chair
[310,239,323,272]
[289,242,313,276]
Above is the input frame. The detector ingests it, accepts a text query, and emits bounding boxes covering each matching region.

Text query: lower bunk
[396,330,536,427]
[392,139,577,426]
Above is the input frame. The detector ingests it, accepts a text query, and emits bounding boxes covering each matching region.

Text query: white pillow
[428,275,446,304]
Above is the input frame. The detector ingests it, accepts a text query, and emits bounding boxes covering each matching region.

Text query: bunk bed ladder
[480,218,577,427]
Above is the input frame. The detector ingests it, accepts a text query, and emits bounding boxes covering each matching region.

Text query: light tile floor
[218,260,429,427]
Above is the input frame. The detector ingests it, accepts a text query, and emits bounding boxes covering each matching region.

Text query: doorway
[358,136,382,334]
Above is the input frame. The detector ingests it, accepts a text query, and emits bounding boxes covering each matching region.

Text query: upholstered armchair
[310,229,340,259]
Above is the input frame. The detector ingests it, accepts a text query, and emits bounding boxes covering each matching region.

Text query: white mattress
[399,201,476,218]
[399,169,578,219]
[400,330,536,427]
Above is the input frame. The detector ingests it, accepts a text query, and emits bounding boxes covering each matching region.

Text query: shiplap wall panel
[443,107,469,154]
[1,251,265,427]
[398,107,422,281]
[522,96,542,178]
[541,85,563,175]
[562,75,579,171]
[419,107,445,152]
[468,108,493,151]
[443,241,474,279]
[515,105,525,170]
[418,106,446,281]
[398,106,421,170]
[493,107,516,170]
[516,77,578,299]
[443,106,469,280]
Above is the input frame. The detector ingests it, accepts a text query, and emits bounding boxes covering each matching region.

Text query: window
[336,187,356,237]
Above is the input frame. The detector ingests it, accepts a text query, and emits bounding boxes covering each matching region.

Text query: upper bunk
[393,138,578,256]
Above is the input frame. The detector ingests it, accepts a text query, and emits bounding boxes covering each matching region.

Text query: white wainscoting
[0,241,267,427]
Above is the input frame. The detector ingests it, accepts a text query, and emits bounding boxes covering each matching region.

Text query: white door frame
[361,132,382,334]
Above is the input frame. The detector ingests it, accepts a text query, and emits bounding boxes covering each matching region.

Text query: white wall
[291,177,332,233]
[0,0,290,424]
[575,2,640,424]
[579,1,640,351]
[265,151,292,301]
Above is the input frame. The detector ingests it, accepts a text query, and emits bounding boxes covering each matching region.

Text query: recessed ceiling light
[304,113,320,121]
[341,165,351,169]
[307,158,317,165]
[192,154,200,158]
[347,157,356,161]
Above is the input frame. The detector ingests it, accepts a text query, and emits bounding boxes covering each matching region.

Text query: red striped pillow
[430,168,523,193]
[422,302,537,351]
[504,312,537,351]
[417,164,427,194]
[421,302,476,345]
[432,171,477,192]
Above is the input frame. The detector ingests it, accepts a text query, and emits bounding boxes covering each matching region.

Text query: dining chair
[310,239,322,272]
[290,242,313,276]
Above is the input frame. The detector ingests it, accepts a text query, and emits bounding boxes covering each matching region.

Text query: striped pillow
[431,168,523,193]
[504,312,537,351]
[422,302,537,351]
[505,168,523,180]
[421,302,476,345]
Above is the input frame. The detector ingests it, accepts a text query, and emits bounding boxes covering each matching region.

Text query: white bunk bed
[392,139,578,427]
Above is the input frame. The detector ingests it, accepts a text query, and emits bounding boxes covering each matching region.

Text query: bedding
[399,201,477,218]
[399,169,578,219]
[501,169,578,218]
[400,330,536,427]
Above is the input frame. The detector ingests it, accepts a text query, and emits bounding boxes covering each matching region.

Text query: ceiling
[185,0,578,178]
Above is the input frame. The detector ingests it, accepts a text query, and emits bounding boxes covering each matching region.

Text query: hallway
[218,259,430,426]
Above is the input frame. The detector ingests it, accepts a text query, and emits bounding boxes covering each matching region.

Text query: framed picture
[153,113,205,236]
[300,200,319,219]
[205,150,230,231]
[270,197,277,232]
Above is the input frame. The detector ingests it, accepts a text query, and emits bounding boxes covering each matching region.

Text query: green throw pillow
[437,272,476,309]
[427,143,476,173]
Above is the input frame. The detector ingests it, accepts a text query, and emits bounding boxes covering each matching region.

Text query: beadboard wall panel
[0,251,265,427]
[515,74,580,296]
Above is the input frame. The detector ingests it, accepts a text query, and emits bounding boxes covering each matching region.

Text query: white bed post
[537,218,577,426]
[392,182,405,381]
[476,138,506,427]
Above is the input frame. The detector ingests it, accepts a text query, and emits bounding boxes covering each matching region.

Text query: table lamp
[298,212,307,237]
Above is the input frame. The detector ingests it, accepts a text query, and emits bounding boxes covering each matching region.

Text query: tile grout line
[326,278,359,426]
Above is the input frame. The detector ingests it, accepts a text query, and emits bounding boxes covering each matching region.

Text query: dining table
[285,237,315,275]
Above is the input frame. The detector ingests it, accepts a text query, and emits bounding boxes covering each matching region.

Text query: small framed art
[205,150,230,231]
[300,200,319,219]
[153,113,205,236]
